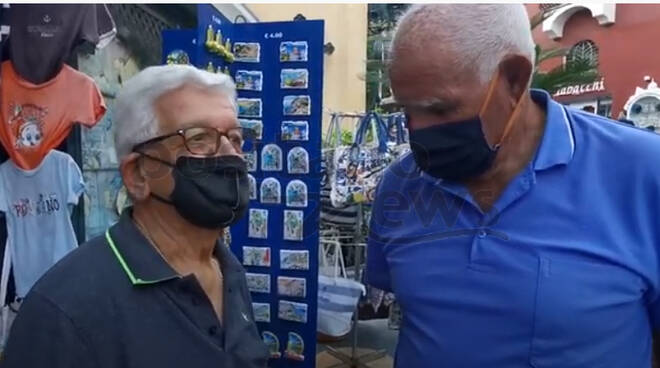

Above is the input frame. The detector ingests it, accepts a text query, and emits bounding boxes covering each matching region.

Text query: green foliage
[530,6,600,93]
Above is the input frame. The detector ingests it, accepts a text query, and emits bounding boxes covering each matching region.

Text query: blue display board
[163,6,323,368]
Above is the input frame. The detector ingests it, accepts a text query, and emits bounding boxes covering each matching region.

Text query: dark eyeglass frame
[132,126,255,156]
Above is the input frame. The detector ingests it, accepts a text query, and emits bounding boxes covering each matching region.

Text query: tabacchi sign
[553,78,606,97]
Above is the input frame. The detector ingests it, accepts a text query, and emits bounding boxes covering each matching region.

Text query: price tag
[264,32,284,39]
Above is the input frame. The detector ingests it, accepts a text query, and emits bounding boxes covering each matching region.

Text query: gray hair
[392,4,535,83]
[113,64,237,160]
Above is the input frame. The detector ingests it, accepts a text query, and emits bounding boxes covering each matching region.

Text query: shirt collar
[530,89,576,171]
[105,208,241,286]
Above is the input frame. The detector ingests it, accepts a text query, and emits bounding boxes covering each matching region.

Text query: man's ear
[499,54,533,107]
[120,153,150,202]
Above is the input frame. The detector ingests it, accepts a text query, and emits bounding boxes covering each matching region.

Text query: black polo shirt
[0,209,269,368]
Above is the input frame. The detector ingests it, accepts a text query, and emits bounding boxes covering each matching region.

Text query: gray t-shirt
[0,150,84,297]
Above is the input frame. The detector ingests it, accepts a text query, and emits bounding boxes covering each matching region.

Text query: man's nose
[218,135,239,156]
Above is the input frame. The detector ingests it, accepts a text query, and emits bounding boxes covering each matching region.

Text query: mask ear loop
[478,72,526,151]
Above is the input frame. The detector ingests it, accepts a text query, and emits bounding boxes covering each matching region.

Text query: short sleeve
[1,291,98,368]
[66,156,85,206]
[80,80,106,128]
[77,5,100,46]
[366,181,393,292]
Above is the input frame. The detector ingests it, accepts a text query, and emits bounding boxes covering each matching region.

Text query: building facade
[528,4,660,127]
[247,4,367,132]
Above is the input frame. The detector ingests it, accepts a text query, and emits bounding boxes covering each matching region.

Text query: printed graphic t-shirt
[0,60,106,170]
[0,150,84,297]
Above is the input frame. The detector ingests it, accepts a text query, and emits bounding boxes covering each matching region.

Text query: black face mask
[142,154,249,229]
[407,73,522,181]
[409,118,498,181]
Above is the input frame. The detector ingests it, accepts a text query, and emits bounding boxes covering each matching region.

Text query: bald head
[390,4,535,83]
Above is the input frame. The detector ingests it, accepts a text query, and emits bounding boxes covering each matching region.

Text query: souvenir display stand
[164,6,323,367]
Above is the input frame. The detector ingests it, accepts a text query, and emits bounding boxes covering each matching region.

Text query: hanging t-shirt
[8,4,104,84]
[0,150,84,297]
[0,60,106,170]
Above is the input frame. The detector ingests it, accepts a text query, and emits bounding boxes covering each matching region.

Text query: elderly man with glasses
[0,65,269,368]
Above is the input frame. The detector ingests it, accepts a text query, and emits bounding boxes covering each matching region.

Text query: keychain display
[239,119,263,140]
[260,177,281,204]
[279,300,308,323]
[261,144,283,172]
[245,151,257,172]
[248,209,268,239]
[281,120,309,141]
[280,250,310,270]
[287,147,309,174]
[278,276,306,298]
[233,42,261,62]
[284,332,305,361]
[252,303,271,323]
[262,331,282,359]
[281,69,309,89]
[248,174,257,200]
[235,70,263,91]
[283,95,311,116]
[280,41,308,62]
[246,273,271,294]
[286,180,308,208]
[283,210,304,241]
[243,246,271,267]
[237,98,262,118]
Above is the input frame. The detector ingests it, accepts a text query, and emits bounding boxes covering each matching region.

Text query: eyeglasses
[133,126,256,156]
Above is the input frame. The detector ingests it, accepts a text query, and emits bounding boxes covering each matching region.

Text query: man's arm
[0,291,97,368]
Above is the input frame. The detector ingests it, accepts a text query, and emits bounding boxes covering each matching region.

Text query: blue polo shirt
[367,90,660,368]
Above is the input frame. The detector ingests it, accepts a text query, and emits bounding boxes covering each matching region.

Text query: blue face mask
[408,73,523,181]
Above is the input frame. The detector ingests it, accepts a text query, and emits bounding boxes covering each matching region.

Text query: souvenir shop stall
[0,4,116,347]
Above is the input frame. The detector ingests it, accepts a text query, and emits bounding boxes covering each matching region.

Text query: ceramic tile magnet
[281,120,309,141]
[286,180,308,208]
[287,147,309,174]
[239,119,263,141]
[235,70,263,91]
[283,210,304,241]
[252,302,271,323]
[277,276,306,298]
[244,151,257,172]
[283,95,311,116]
[233,42,261,63]
[243,246,271,267]
[261,144,283,172]
[248,174,257,200]
[284,332,305,361]
[262,331,282,359]
[260,177,281,204]
[278,300,308,323]
[246,273,271,294]
[281,69,309,89]
[248,209,268,239]
[280,249,310,271]
[222,228,232,247]
[280,41,308,62]
[237,98,262,118]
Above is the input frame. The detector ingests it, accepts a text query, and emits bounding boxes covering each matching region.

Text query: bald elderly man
[367,4,660,368]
